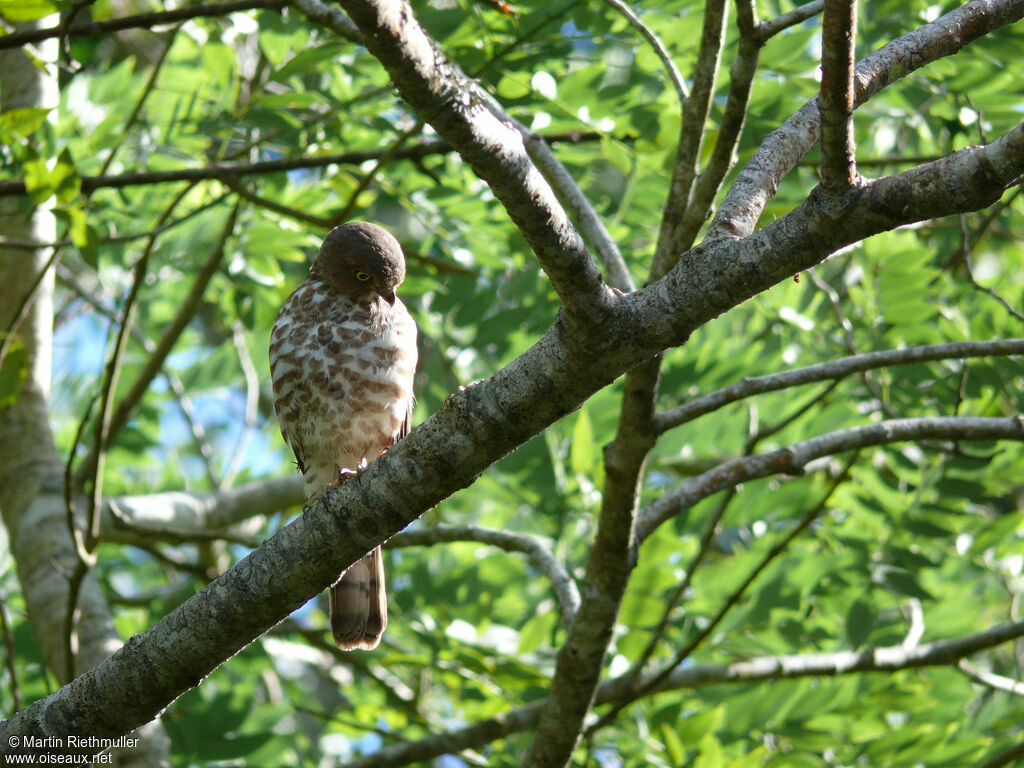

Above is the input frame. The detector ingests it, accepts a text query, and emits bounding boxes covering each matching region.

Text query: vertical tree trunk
[0,22,171,766]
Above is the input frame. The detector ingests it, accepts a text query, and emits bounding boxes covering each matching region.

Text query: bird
[269,222,417,650]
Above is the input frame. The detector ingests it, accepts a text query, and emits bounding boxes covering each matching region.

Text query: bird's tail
[330,546,387,650]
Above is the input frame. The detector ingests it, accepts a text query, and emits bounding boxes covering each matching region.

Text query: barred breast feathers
[269,277,416,499]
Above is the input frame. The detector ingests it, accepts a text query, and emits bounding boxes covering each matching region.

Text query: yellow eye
[354,271,371,282]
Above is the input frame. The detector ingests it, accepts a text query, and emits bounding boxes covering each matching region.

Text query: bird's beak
[381,289,396,306]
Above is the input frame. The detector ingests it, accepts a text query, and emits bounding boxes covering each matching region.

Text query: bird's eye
[354,271,371,282]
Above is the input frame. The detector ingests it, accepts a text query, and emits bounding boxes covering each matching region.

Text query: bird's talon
[334,467,358,486]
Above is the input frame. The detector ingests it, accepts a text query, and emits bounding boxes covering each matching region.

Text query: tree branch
[652,0,728,274]
[672,1,762,252]
[638,416,1024,540]
[758,0,823,42]
[979,738,1024,768]
[2,43,1021,751]
[72,203,239,489]
[0,0,288,50]
[326,0,619,325]
[819,0,858,190]
[595,454,856,732]
[57,261,224,485]
[388,524,580,626]
[599,0,688,105]
[329,618,1024,768]
[654,338,1024,433]
[0,132,605,198]
[100,475,304,541]
[710,0,1024,240]
[958,659,1024,696]
[515,120,635,293]
[0,22,171,765]
[652,119,1024,349]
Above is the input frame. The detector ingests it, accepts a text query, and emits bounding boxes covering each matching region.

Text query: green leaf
[660,721,686,765]
[970,510,1024,554]
[676,707,723,745]
[22,155,53,204]
[570,406,596,478]
[272,43,350,81]
[0,106,50,142]
[693,733,723,768]
[52,147,81,203]
[64,202,99,259]
[871,565,935,601]
[496,74,531,99]
[517,608,556,655]
[0,0,56,21]
[846,598,875,647]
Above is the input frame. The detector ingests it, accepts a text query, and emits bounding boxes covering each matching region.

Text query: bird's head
[314,221,407,309]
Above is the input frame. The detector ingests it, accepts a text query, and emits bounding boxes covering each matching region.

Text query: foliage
[1,0,1023,765]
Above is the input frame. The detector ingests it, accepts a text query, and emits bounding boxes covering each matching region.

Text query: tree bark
[0,22,170,768]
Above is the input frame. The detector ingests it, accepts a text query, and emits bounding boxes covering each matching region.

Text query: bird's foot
[333,466,359,486]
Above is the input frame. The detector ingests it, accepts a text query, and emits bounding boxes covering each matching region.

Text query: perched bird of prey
[269,222,417,650]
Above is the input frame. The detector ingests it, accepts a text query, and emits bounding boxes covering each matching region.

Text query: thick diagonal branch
[329,0,618,325]
[2,84,1022,756]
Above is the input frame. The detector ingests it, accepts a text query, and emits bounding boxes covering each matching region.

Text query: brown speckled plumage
[270,222,417,651]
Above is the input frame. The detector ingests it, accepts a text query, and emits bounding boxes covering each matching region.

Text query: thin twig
[638,416,1024,540]
[623,487,738,693]
[389,524,580,626]
[221,177,333,228]
[589,452,857,733]
[962,234,1024,325]
[330,120,424,228]
[958,659,1024,696]
[673,3,763,251]
[746,379,840,449]
[96,28,178,179]
[220,319,260,489]
[0,132,605,198]
[653,338,1024,433]
[652,0,728,275]
[330,617,1024,768]
[0,248,61,371]
[710,0,1024,240]
[64,183,197,677]
[978,738,1024,768]
[125,541,212,577]
[73,202,240,485]
[758,0,824,42]
[0,0,287,50]
[57,263,222,486]
[598,0,688,105]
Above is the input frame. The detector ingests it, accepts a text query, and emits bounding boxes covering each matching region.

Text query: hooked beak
[381,289,396,306]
